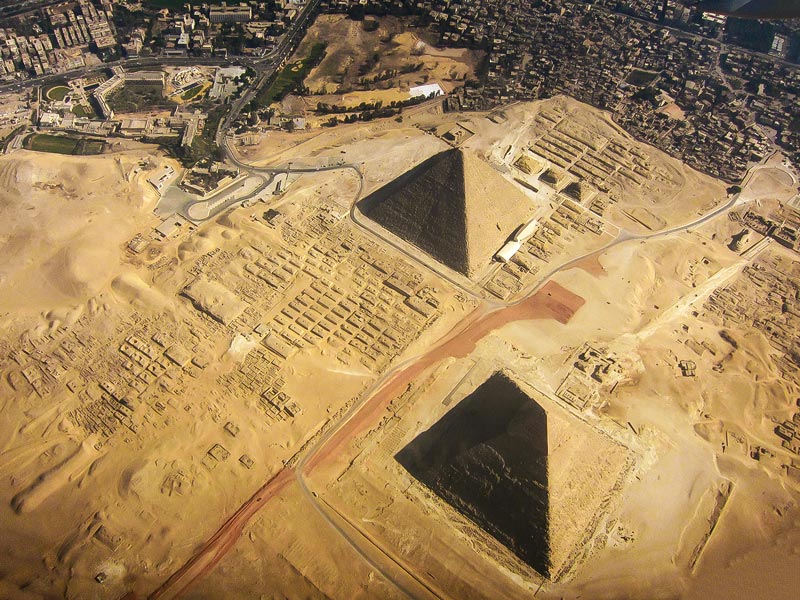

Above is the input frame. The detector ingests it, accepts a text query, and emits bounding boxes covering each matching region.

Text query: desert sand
[0,96,798,600]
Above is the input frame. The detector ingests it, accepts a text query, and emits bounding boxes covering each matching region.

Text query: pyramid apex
[358,149,535,278]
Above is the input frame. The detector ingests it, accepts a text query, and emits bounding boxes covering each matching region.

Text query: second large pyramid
[358,148,535,278]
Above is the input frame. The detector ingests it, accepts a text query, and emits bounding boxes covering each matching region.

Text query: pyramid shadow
[396,372,551,577]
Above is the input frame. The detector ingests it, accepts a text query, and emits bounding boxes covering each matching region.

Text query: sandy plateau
[292,13,481,120]
[0,95,798,600]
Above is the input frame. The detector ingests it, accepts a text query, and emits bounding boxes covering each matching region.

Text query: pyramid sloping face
[562,181,587,201]
[358,149,534,278]
[539,168,565,186]
[396,371,634,581]
[544,399,630,579]
[396,372,551,576]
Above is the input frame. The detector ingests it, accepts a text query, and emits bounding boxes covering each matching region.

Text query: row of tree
[316,90,438,116]
[320,91,440,126]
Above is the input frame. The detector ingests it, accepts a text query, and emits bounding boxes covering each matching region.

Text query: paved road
[182,174,272,222]
[221,135,364,194]
[0,0,321,103]
[139,12,773,588]
[216,0,322,143]
[0,56,235,95]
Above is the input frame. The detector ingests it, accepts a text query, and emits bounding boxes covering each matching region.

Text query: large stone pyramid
[358,148,534,278]
[396,372,632,581]
[396,373,551,576]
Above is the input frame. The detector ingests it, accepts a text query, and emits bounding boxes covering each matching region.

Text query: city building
[209,4,253,23]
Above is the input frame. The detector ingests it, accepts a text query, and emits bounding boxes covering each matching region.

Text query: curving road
[289,156,772,598]
[183,174,272,222]
[0,0,322,96]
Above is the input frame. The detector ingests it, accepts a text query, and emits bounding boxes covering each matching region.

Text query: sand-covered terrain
[0,132,476,598]
[297,14,480,97]
[0,94,798,600]
[0,151,163,314]
[265,13,481,129]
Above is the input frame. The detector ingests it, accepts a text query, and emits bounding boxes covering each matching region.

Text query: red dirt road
[304,280,584,473]
[144,280,584,599]
[146,468,294,600]
[572,253,607,278]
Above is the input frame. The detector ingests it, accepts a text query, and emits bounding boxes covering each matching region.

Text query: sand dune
[177,234,217,261]
[44,234,119,300]
[11,442,98,514]
[0,153,159,312]
[111,272,173,312]
[0,580,45,600]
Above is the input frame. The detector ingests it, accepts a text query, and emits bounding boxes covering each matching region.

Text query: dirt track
[305,280,583,473]
[146,469,294,600]
[144,280,584,599]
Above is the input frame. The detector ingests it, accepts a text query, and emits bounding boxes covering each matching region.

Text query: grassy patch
[71,104,95,118]
[254,42,327,107]
[181,83,205,101]
[45,85,70,101]
[108,85,173,114]
[79,140,105,155]
[180,105,226,165]
[26,133,77,154]
[24,134,104,155]
[155,104,227,167]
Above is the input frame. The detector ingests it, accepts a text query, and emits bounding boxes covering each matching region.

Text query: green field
[25,134,104,155]
[71,104,95,118]
[80,140,105,154]
[45,85,70,101]
[254,43,327,107]
[177,105,225,166]
[625,69,659,87]
[108,85,173,114]
[181,84,205,101]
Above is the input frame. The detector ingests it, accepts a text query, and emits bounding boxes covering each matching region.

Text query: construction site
[0,83,798,600]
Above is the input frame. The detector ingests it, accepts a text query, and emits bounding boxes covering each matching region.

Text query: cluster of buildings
[0,29,59,79]
[149,7,216,58]
[320,0,799,182]
[39,67,205,147]
[432,0,779,182]
[39,102,205,147]
[0,0,117,80]
[703,252,800,456]
[119,107,205,148]
[203,195,447,426]
[0,26,89,79]
[209,4,253,24]
[47,0,116,51]
[736,203,800,252]
[92,66,164,119]
[4,0,798,182]
[557,344,622,411]
[146,0,307,57]
[0,0,304,76]
[606,28,776,181]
